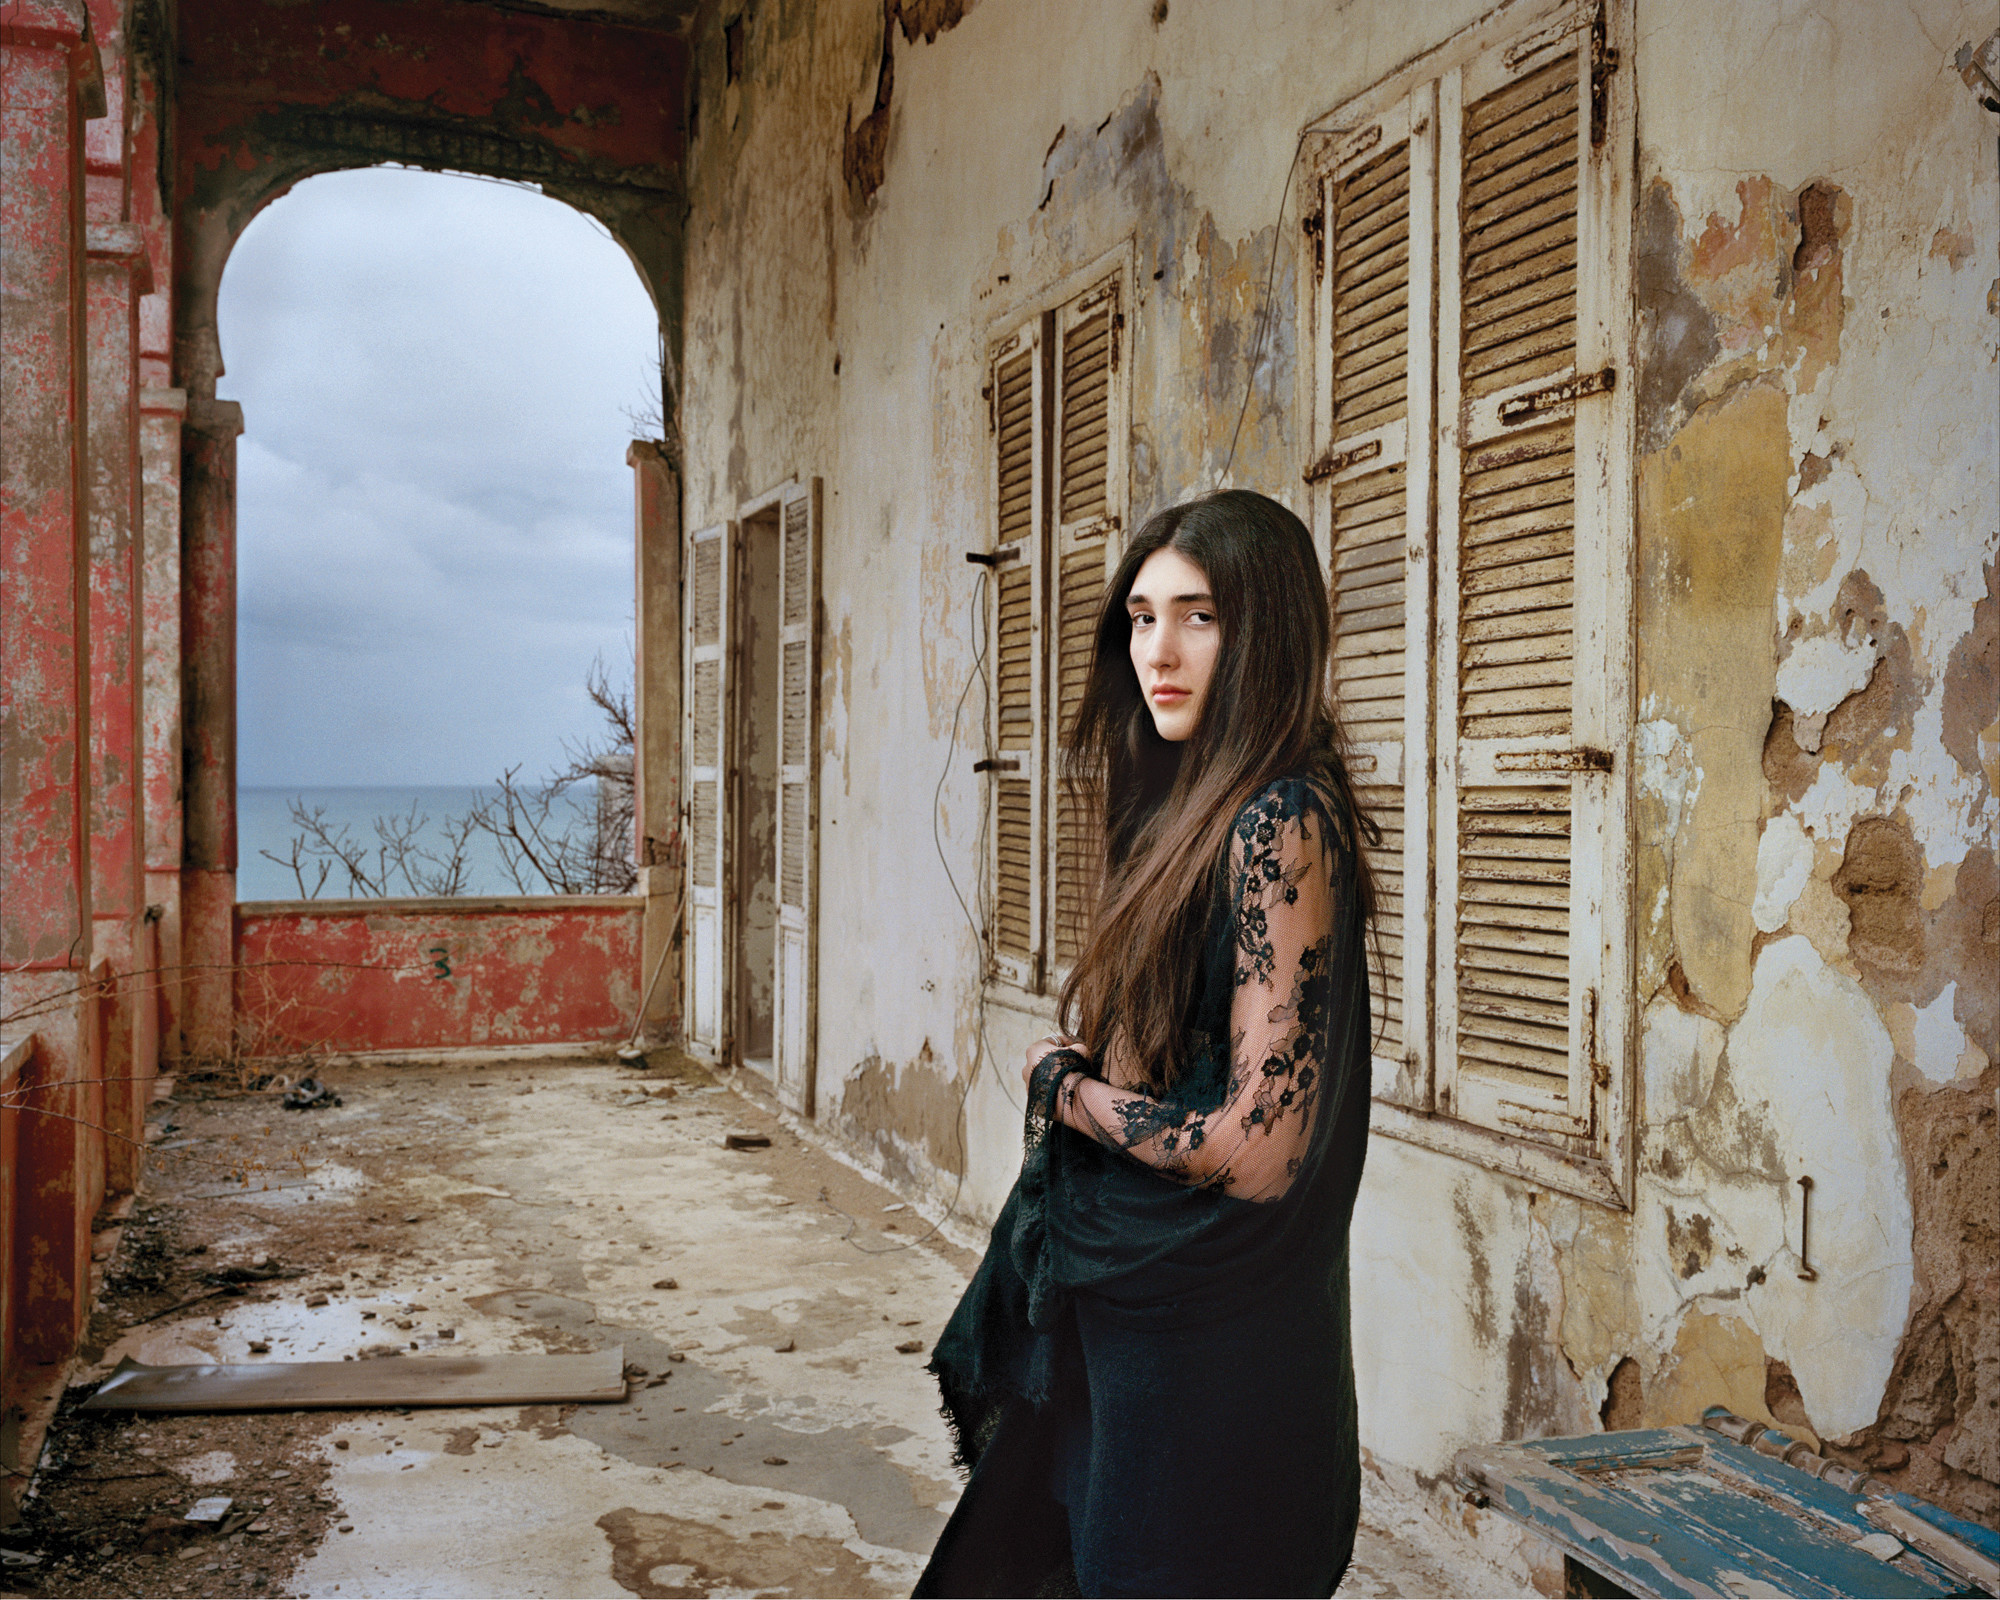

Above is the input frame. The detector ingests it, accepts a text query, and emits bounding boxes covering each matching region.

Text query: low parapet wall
[234,896,643,1057]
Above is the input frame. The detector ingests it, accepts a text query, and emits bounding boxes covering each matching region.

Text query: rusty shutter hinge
[1585,986,1611,1090]
[1495,747,1612,773]
[1590,4,1621,147]
[1498,366,1615,426]
[1110,311,1124,372]
[973,757,1020,774]
[1302,210,1325,283]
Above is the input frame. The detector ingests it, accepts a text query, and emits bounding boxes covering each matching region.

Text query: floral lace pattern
[1053,780,1340,1202]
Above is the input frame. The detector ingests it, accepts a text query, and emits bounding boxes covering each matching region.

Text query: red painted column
[630,440,683,1044]
[140,385,185,1060]
[1,0,106,1372]
[86,223,153,1192]
[79,0,152,1194]
[0,1038,23,1522]
[129,20,182,1066]
[179,398,241,1063]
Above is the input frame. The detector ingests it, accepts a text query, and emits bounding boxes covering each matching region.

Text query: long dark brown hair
[1056,489,1379,1089]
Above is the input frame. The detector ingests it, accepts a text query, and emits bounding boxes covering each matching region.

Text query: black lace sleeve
[1054,786,1339,1203]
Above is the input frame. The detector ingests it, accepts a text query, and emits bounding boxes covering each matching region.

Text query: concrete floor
[17,1053,1495,1598]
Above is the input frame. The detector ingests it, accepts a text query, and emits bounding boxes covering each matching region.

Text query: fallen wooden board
[79,1346,625,1412]
[1454,1420,1984,1598]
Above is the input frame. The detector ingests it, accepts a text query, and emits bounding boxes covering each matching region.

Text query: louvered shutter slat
[690,781,718,890]
[988,325,1047,985]
[1048,286,1118,976]
[684,522,733,1055]
[771,481,820,1115]
[1051,542,1104,969]
[1323,123,1424,1088]
[1059,308,1113,526]
[691,540,721,646]
[1435,19,1614,1149]
[994,777,1035,957]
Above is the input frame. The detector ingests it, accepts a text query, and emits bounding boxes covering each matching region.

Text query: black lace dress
[918,775,1373,1598]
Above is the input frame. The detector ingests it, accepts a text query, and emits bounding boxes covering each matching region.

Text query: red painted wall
[177,0,686,191]
[234,897,643,1056]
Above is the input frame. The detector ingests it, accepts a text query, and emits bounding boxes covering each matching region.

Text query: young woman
[918,490,1379,1598]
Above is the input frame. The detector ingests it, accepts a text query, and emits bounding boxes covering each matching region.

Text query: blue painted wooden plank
[1463,1453,1740,1597]
[1887,1491,2000,1565]
[1616,1464,1953,1598]
[1458,1429,1972,1599]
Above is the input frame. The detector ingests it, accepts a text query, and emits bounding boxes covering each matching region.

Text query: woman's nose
[1145,624,1178,669]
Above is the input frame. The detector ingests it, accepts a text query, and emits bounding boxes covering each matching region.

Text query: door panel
[771,480,820,1115]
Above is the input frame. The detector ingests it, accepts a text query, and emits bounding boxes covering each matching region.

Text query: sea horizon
[237,782,596,902]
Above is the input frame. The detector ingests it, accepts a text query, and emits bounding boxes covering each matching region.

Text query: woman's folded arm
[1054,795,1338,1202]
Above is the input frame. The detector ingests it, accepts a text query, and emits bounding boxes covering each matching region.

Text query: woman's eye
[1189,610,1216,625]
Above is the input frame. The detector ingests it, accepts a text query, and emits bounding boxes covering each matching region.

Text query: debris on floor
[6,1051,1493,1598]
[280,1078,341,1112]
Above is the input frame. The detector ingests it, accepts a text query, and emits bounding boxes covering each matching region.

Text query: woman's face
[1126,544,1219,743]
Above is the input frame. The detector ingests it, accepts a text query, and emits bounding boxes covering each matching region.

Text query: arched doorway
[221,166,659,904]
[165,0,689,1059]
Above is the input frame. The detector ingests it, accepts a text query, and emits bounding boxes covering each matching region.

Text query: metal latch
[1498,366,1616,426]
[1303,437,1381,484]
[973,758,1020,774]
[1496,747,1613,773]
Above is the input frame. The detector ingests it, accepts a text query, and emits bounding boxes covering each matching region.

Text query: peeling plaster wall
[679,0,2000,1525]
[681,0,1495,1210]
[1624,0,1999,1521]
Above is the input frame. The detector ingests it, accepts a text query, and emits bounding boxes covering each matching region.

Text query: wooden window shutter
[988,320,1049,989]
[1048,279,1123,977]
[684,520,735,1056]
[1309,93,1438,1111]
[772,479,820,1115]
[1433,1,1632,1164]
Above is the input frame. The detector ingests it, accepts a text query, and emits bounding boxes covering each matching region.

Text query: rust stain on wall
[1633,180,1719,453]
[1638,383,1790,1019]
[834,1041,965,1187]
[1941,557,1998,787]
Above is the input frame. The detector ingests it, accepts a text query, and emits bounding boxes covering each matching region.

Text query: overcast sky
[222,166,661,788]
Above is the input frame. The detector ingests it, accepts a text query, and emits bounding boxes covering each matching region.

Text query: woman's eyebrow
[1126,590,1214,608]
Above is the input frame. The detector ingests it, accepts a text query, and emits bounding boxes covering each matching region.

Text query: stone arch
[166,0,690,1055]
[176,155,681,404]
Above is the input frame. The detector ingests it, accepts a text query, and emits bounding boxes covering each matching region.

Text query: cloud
[221,166,658,787]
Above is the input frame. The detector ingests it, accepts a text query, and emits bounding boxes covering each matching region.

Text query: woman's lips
[1150,685,1189,703]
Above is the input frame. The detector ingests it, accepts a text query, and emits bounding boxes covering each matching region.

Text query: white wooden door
[771,480,820,1115]
[684,520,735,1060]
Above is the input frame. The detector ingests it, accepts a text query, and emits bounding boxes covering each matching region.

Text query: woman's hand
[1022,1032,1087,1092]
